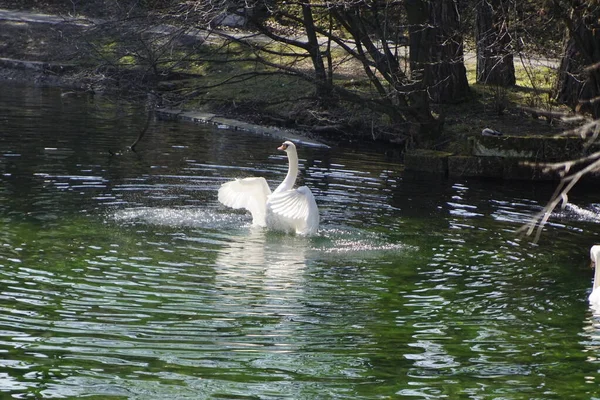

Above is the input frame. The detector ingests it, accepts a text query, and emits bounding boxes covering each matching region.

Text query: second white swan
[218,140,320,235]
[589,245,600,308]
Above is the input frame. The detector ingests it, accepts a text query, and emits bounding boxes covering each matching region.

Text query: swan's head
[591,245,600,268]
[278,141,296,153]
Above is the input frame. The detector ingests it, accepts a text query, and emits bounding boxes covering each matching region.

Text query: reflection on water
[214,229,308,283]
[2,83,600,398]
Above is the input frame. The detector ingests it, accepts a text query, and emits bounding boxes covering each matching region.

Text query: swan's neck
[275,149,298,193]
[594,252,600,291]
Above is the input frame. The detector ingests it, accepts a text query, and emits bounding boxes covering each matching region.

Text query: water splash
[111,207,245,230]
[558,203,600,223]
[111,207,410,256]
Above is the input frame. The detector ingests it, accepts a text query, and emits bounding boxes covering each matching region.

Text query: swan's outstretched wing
[218,177,271,226]
[267,186,319,235]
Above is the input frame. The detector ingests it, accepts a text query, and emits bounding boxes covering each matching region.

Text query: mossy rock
[471,135,592,161]
[503,159,561,181]
[448,155,562,180]
[542,137,586,161]
[404,149,453,174]
[471,136,546,159]
[448,156,504,178]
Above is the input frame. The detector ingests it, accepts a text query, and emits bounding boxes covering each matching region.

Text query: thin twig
[129,110,153,152]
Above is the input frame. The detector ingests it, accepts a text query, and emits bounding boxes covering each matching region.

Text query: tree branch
[519,150,600,242]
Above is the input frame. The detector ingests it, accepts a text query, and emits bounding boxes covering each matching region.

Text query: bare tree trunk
[406,0,469,103]
[301,4,333,101]
[475,0,515,86]
[555,1,600,117]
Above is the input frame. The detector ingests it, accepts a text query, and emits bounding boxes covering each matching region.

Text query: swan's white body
[589,245,600,307]
[218,141,319,235]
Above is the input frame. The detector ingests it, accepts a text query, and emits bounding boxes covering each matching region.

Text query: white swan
[218,140,319,235]
[589,245,600,307]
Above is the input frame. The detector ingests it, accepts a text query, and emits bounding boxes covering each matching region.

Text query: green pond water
[1,84,600,399]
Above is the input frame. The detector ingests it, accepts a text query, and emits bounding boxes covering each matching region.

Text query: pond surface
[2,84,600,399]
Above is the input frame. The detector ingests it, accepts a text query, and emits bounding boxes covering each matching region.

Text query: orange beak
[278,143,288,151]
